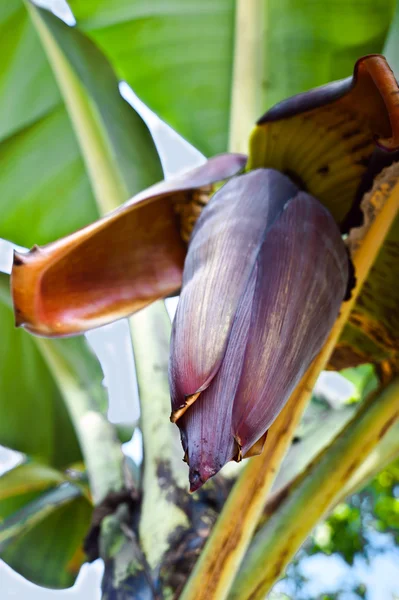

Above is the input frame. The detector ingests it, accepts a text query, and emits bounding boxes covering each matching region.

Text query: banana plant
[0,1,398,599]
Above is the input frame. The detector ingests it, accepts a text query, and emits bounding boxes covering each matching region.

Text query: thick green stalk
[231,378,399,600]
[258,421,399,540]
[228,0,267,153]
[129,303,189,572]
[180,146,399,600]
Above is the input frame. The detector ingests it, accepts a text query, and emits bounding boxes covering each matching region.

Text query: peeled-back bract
[11,154,246,337]
[249,55,399,225]
[170,170,349,490]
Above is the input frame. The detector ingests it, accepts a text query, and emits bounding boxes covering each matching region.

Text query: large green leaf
[68,0,395,155]
[0,2,60,142]
[0,0,162,247]
[0,461,66,517]
[0,462,92,588]
[0,105,97,248]
[0,0,96,247]
[28,2,163,213]
[69,0,235,157]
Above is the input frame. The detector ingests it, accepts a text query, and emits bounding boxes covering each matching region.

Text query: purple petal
[169,169,299,419]
[232,193,349,455]
[179,266,258,492]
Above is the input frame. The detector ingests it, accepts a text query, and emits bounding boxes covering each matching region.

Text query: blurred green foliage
[277,363,399,600]
[340,365,380,404]
[311,458,399,565]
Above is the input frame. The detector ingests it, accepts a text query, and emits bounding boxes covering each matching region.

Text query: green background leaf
[0,2,60,142]
[0,275,81,467]
[69,0,395,155]
[0,462,65,515]
[30,2,163,213]
[0,273,108,468]
[69,0,235,157]
[0,462,92,588]
[0,0,97,247]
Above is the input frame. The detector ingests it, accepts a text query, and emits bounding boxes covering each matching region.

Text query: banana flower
[10,55,399,488]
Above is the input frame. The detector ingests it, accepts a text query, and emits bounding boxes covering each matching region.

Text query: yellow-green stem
[26,1,128,214]
[228,0,267,153]
[129,303,189,571]
[180,156,399,600]
[231,378,399,600]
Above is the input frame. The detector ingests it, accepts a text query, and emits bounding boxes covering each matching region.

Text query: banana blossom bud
[169,169,349,491]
